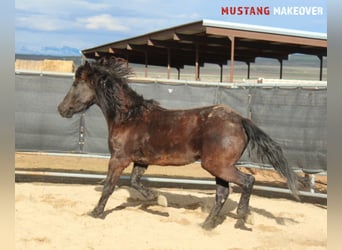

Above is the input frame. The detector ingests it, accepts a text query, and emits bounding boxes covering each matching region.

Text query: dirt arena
[15,152,327,250]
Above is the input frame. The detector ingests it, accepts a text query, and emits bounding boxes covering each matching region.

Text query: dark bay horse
[58,56,299,229]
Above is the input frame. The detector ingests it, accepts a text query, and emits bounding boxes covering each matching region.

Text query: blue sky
[15,0,327,55]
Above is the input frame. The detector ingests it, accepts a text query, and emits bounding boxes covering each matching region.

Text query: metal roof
[82,19,327,82]
[202,20,327,40]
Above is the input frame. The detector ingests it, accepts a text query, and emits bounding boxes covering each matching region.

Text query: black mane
[83,56,159,122]
[95,56,133,81]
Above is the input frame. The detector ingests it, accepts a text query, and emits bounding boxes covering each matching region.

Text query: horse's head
[58,61,96,118]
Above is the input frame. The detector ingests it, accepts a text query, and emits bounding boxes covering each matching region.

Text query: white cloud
[15,0,109,13]
[73,0,110,11]
[78,14,129,32]
[15,0,113,32]
[16,14,74,31]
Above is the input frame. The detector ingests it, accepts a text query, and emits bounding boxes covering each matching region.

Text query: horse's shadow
[97,186,220,219]
[94,186,300,230]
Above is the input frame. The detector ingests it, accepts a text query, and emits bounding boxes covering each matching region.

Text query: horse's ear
[83,61,93,74]
[78,61,93,81]
[84,61,90,68]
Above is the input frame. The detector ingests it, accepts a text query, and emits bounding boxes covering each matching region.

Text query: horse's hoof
[244,213,254,225]
[144,190,158,201]
[236,211,254,225]
[157,194,168,207]
[89,209,105,219]
[201,221,215,231]
[201,217,217,230]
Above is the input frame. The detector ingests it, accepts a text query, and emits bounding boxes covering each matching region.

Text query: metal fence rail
[15,152,326,199]
[15,168,326,199]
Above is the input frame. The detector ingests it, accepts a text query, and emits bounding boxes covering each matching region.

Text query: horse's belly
[151,154,198,166]
[134,145,199,166]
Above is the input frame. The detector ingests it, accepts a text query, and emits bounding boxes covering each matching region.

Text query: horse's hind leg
[130,163,157,200]
[202,177,230,230]
[230,167,255,219]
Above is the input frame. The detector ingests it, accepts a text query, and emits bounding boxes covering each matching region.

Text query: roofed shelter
[82,19,327,82]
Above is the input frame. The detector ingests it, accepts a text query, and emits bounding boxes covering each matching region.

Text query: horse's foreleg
[202,177,229,230]
[91,158,128,218]
[131,163,157,200]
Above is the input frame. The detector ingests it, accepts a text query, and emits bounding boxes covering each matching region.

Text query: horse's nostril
[57,105,63,114]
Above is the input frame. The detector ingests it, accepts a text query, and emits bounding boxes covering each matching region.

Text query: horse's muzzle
[57,103,74,118]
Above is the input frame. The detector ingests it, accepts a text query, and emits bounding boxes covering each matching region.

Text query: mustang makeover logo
[221,6,324,16]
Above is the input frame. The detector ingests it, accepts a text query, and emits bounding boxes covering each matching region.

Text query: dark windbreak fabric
[15,74,327,171]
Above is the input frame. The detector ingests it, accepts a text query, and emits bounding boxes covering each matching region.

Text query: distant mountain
[16,46,81,56]
[40,46,81,56]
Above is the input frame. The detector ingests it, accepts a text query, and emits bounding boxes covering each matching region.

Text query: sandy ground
[15,183,327,250]
[15,152,327,249]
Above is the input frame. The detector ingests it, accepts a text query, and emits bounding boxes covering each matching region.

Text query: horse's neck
[96,102,116,122]
[95,88,117,121]
[96,90,141,123]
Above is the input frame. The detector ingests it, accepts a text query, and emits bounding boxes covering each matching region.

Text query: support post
[305,173,316,193]
[219,64,223,82]
[79,112,85,153]
[319,55,323,81]
[195,43,200,81]
[167,48,171,79]
[247,61,251,79]
[144,51,148,78]
[278,58,283,79]
[228,36,235,83]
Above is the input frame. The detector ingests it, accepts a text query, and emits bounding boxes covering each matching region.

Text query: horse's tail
[241,118,300,200]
